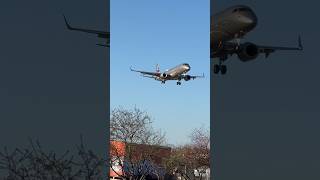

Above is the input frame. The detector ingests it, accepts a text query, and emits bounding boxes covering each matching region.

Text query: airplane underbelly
[211,31,232,45]
[210,30,233,55]
[211,22,249,56]
[211,22,242,42]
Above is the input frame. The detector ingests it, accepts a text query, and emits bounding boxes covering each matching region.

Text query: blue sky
[110,0,210,145]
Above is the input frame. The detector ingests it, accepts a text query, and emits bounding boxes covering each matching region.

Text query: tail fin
[156,64,160,73]
[298,35,303,50]
[63,14,74,30]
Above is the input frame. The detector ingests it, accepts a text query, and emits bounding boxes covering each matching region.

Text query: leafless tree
[164,127,210,180]
[190,126,210,178]
[110,106,168,180]
[164,146,194,180]
[0,136,105,180]
[110,106,166,145]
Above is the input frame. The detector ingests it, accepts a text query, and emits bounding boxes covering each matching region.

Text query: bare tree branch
[0,137,106,179]
[110,106,168,180]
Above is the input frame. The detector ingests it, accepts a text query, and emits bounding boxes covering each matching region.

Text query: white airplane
[130,63,204,85]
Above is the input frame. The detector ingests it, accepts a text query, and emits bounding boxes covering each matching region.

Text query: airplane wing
[189,73,205,79]
[181,73,205,81]
[212,35,303,59]
[130,67,161,77]
[258,35,303,58]
[63,15,110,39]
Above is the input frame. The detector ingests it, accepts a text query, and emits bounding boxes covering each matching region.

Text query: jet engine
[183,75,191,81]
[160,73,168,78]
[237,42,259,61]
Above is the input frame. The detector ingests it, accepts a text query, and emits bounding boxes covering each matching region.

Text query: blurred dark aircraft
[63,15,110,47]
[130,63,204,85]
[211,5,303,74]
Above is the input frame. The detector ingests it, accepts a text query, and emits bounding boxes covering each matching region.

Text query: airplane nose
[240,13,257,29]
[240,15,254,24]
[185,64,191,70]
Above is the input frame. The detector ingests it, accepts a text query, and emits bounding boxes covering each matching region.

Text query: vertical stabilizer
[156,64,160,73]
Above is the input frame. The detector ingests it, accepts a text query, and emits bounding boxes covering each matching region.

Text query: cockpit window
[232,7,247,13]
[182,63,189,66]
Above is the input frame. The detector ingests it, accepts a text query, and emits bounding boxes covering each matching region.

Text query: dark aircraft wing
[189,73,205,79]
[130,67,161,77]
[180,73,205,80]
[258,35,303,57]
[63,15,110,39]
[213,35,303,59]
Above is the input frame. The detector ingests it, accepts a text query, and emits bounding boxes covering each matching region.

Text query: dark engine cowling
[237,42,259,62]
[184,75,191,81]
[161,73,168,78]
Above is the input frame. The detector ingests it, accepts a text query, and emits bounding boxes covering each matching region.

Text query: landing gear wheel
[161,81,165,84]
[177,82,181,85]
[214,64,220,74]
[221,65,227,75]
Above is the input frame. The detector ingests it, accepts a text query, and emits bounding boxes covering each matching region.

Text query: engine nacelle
[160,73,168,78]
[184,75,191,81]
[237,42,259,62]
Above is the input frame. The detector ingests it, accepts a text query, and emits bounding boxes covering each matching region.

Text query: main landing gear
[176,81,181,85]
[161,81,166,84]
[213,64,227,75]
[213,56,227,75]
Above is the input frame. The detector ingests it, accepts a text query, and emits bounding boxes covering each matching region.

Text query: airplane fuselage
[156,63,191,81]
[211,5,257,57]
[166,63,190,77]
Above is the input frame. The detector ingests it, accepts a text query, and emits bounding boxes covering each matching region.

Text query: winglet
[63,14,74,30]
[130,66,136,72]
[298,35,303,50]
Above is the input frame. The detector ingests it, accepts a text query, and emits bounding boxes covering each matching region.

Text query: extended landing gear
[213,64,227,75]
[161,81,166,84]
[213,55,228,75]
[177,81,182,85]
